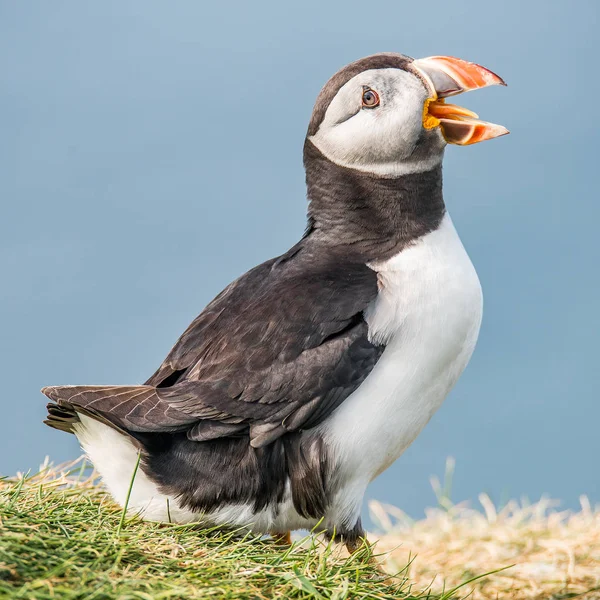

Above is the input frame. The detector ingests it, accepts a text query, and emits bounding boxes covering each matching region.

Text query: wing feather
[43,243,385,447]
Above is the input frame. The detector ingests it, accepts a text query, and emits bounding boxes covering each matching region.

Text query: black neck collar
[303,140,446,263]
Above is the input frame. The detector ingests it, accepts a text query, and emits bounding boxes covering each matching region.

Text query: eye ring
[361,87,380,108]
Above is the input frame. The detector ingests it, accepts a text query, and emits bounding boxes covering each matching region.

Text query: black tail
[44,401,80,433]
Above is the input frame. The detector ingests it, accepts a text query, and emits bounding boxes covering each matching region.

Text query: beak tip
[487,124,510,142]
[485,72,507,88]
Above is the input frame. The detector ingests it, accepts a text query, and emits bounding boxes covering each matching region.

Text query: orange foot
[271,531,292,546]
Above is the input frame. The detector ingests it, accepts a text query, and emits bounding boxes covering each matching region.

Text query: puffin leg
[346,536,376,563]
[331,522,388,576]
[345,535,369,555]
[346,536,390,577]
[271,531,292,546]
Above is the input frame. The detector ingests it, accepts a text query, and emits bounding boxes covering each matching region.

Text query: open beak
[412,56,509,145]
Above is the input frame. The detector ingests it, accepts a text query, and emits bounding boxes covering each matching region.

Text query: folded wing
[43,243,384,447]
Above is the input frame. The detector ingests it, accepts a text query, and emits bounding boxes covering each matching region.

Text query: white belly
[323,213,483,486]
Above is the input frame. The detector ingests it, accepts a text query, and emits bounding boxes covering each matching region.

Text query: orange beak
[412,56,509,145]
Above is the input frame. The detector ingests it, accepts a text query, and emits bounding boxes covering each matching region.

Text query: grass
[0,457,451,600]
[1,457,598,600]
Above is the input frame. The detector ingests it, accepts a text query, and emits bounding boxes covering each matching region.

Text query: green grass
[0,459,455,600]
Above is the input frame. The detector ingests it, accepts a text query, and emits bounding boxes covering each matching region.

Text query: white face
[309,68,445,177]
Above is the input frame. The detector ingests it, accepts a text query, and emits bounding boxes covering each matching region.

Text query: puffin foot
[345,536,388,577]
[324,520,388,577]
[271,531,292,546]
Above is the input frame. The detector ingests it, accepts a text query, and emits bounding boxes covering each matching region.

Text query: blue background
[1,1,598,519]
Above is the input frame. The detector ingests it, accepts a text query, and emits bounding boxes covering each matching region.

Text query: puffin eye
[361,87,380,108]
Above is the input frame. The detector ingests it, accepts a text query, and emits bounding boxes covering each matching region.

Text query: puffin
[43,53,507,552]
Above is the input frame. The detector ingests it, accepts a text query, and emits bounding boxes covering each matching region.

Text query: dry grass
[370,459,600,600]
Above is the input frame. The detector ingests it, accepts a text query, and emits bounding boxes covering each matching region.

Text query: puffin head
[307,53,508,178]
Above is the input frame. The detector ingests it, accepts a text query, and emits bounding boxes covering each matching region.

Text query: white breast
[323,213,483,488]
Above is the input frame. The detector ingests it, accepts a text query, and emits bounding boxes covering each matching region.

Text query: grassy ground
[0,457,460,600]
[1,458,598,600]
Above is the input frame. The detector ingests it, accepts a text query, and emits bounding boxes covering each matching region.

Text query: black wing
[43,243,384,447]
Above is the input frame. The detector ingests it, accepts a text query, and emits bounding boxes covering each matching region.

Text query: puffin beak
[412,56,509,145]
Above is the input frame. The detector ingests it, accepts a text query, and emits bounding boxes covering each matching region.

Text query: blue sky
[1,0,598,518]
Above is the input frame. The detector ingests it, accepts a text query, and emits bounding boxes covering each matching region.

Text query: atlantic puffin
[43,53,507,551]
